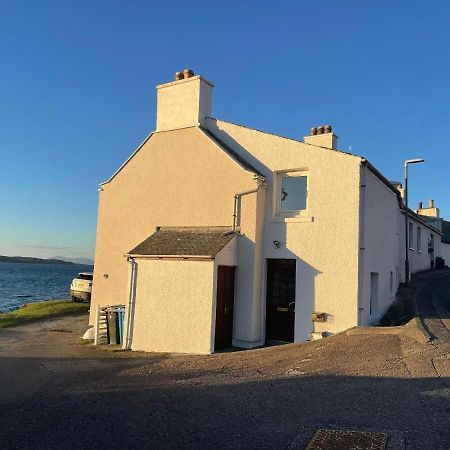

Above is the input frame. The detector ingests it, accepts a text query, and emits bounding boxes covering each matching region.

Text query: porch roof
[127,227,235,258]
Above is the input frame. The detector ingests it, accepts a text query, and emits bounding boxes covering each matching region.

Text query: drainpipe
[357,162,368,326]
[123,257,137,350]
[232,179,267,346]
[233,187,260,232]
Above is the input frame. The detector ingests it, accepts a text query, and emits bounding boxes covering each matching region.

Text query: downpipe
[123,256,137,350]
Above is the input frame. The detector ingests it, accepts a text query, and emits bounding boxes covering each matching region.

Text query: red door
[214,266,236,351]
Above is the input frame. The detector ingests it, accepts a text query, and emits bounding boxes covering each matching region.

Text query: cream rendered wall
[156,76,213,131]
[130,258,215,354]
[358,168,399,325]
[90,127,258,326]
[205,119,362,341]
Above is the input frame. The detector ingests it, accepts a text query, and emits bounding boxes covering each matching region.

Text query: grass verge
[0,300,89,329]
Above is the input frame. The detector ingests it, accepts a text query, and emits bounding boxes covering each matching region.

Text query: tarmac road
[0,270,449,449]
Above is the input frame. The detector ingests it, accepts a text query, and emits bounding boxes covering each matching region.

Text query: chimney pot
[324,124,332,133]
[419,201,423,209]
[175,71,183,81]
[183,69,194,79]
[311,127,318,136]
[429,199,434,208]
[317,126,325,135]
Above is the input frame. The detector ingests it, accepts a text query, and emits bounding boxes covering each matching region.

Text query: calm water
[0,262,94,312]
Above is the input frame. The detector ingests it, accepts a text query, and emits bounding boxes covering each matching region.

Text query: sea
[0,262,94,312]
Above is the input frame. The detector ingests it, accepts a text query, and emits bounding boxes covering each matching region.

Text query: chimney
[304,124,338,149]
[417,199,440,218]
[156,69,214,132]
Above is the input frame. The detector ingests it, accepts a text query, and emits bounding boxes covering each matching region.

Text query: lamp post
[404,158,425,285]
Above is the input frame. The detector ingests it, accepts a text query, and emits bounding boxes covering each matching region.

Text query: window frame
[408,222,414,250]
[274,169,309,217]
[417,227,422,253]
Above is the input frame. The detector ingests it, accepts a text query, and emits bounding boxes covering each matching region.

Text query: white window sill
[269,216,314,223]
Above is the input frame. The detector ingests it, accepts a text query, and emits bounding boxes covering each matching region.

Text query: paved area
[0,270,449,449]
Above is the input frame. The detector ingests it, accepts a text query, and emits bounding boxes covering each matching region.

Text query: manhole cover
[306,429,388,450]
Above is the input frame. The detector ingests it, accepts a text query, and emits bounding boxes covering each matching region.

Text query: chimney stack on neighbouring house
[304,124,338,149]
[156,69,214,132]
[417,199,440,218]
[390,181,405,202]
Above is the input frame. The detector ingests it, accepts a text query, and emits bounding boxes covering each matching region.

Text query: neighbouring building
[415,200,450,266]
[90,69,443,354]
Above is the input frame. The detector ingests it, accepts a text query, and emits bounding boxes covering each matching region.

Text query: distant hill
[0,255,74,265]
[53,256,94,266]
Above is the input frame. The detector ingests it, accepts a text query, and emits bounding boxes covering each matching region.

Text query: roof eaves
[401,208,443,235]
[362,159,401,199]
[125,253,214,260]
[198,126,266,179]
[100,132,153,186]
[207,117,362,159]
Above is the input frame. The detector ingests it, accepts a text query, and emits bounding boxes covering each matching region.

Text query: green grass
[0,300,89,329]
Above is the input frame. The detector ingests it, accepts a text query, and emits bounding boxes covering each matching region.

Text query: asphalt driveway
[0,270,449,449]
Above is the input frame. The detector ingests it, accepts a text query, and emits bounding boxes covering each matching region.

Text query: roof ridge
[205,116,361,158]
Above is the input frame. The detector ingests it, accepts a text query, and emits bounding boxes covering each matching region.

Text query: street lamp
[404,158,425,285]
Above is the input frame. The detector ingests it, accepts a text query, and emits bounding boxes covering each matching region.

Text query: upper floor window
[417,227,422,253]
[278,171,308,214]
[408,222,414,250]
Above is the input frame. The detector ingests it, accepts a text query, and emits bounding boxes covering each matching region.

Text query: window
[408,222,414,250]
[279,172,308,213]
[417,227,422,253]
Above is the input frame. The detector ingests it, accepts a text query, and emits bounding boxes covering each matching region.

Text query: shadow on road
[0,354,449,449]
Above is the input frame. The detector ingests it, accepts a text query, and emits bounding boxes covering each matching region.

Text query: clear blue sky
[1,1,449,259]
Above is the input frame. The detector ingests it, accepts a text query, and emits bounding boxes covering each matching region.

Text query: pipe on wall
[357,162,368,326]
[232,187,259,232]
[231,180,267,346]
[123,257,137,350]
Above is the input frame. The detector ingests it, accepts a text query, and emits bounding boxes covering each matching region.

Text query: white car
[70,272,93,302]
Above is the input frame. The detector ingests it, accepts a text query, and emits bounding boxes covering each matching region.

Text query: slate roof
[128,227,235,257]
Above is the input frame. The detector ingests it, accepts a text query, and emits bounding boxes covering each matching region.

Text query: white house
[90,69,442,354]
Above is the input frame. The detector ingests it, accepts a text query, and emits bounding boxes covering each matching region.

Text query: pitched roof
[128,227,235,258]
[199,126,265,178]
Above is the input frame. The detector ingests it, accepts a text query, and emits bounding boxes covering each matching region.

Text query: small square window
[280,174,307,212]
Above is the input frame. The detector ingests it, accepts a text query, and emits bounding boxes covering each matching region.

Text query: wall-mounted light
[103,274,109,279]
[273,240,280,249]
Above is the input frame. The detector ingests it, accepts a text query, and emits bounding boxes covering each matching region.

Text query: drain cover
[306,429,388,450]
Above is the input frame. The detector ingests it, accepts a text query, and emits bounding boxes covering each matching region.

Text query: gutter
[124,254,214,260]
[400,209,443,235]
[361,159,441,235]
